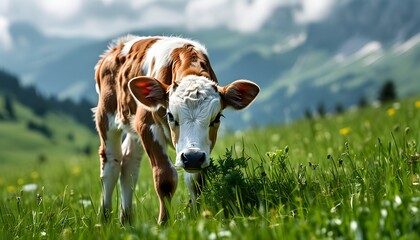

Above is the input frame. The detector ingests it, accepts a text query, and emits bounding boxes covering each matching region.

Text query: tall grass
[0,97,419,239]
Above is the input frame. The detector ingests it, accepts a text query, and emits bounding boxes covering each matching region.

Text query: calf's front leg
[140,124,178,224]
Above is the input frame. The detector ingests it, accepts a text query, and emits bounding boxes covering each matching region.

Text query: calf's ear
[129,76,169,110]
[219,80,260,110]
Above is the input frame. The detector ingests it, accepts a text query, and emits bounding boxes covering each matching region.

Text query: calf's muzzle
[180,148,206,172]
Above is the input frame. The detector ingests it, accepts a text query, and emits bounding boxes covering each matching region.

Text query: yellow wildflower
[17,178,25,185]
[202,210,213,218]
[72,166,81,175]
[415,101,420,108]
[387,108,396,116]
[6,185,16,193]
[363,120,371,129]
[31,171,39,180]
[62,228,72,239]
[339,127,351,135]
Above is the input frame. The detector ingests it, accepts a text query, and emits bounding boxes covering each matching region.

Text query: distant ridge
[0,69,95,131]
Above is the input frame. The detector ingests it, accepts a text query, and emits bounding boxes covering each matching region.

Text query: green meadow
[1,97,419,239]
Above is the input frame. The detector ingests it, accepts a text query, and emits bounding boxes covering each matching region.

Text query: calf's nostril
[182,150,206,165]
[198,152,205,163]
[181,152,188,164]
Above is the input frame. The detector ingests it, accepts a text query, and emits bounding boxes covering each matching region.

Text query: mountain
[0,69,95,130]
[306,0,420,49]
[0,69,96,163]
[0,22,94,86]
[1,0,420,129]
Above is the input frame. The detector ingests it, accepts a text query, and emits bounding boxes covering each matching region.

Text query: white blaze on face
[167,76,221,169]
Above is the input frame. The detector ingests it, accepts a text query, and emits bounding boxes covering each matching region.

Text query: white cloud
[185,0,230,30]
[33,4,185,38]
[231,0,286,32]
[0,0,336,39]
[0,0,10,12]
[38,0,83,20]
[129,0,156,9]
[294,0,335,24]
[139,6,184,28]
[101,0,114,6]
[0,16,13,51]
[186,0,293,33]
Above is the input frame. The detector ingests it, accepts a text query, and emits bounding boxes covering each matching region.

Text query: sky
[0,0,335,50]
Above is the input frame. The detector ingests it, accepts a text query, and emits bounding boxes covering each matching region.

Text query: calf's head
[129,76,259,173]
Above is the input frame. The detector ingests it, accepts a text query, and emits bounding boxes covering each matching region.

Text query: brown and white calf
[93,35,259,224]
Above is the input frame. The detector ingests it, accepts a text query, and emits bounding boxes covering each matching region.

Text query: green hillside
[1,94,419,239]
[0,97,97,167]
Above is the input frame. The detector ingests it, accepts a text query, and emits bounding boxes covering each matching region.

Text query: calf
[93,35,259,224]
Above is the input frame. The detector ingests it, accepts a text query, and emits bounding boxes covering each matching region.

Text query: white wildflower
[350,220,358,231]
[218,231,232,237]
[209,230,232,240]
[22,183,38,192]
[394,195,402,207]
[393,102,401,109]
[209,233,216,240]
[381,209,388,218]
[331,218,342,225]
[79,199,91,207]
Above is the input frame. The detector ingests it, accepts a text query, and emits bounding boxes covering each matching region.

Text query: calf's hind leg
[119,134,144,224]
[96,110,123,220]
[101,128,123,219]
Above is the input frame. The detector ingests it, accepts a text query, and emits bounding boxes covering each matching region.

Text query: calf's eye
[210,113,224,127]
[166,112,179,126]
[167,112,174,122]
